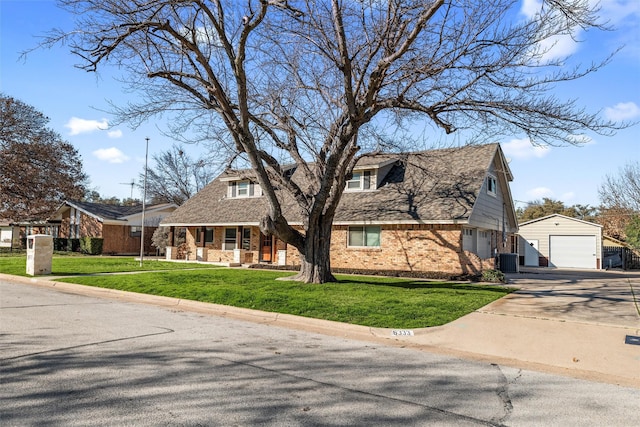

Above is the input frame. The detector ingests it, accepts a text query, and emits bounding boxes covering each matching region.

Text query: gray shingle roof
[162,143,502,226]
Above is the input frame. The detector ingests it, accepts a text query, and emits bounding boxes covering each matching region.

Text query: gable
[162,143,515,226]
[467,148,518,232]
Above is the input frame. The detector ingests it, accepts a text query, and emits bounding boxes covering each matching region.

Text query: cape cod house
[160,143,518,276]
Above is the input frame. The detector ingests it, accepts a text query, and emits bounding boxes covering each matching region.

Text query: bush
[481,269,506,283]
[68,238,81,252]
[80,237,103,255]
[53,238,68,251]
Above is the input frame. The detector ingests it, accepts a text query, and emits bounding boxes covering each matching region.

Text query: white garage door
[549,235,597,269]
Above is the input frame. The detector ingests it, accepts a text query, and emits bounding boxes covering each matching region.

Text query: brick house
[49,201,177,255]
[160,143,518,275]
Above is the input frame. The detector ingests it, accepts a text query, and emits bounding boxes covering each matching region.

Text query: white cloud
[527,187,554,199]
[502,138,550,160]
[107,129,123,138]
[604,102,640,121]
[520,0,581,62]
[596,0,640,24]
[93,147,129,164]
[65,117,109,136]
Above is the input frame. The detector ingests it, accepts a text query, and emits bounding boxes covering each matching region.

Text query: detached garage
[518,214,602,270]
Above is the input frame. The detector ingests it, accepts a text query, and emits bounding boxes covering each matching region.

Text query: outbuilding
[518,214,602,269]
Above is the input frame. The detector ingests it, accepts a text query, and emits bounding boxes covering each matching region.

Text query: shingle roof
[51,201,176,222]
[67,201,142,220]
[162,143,502,226]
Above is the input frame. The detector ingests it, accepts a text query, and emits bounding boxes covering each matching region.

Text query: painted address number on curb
[391,330,414,336]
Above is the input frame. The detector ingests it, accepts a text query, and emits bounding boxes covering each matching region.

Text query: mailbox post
[26,234,53,276]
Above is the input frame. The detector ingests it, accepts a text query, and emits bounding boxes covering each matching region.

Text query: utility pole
[140,137,149,267]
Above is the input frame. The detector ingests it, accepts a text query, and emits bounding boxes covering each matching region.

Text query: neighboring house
[48,201,178,255]
[161,143,518,276]
[0,219,20,249]
[602,235,640,270]
[518,214,603,269]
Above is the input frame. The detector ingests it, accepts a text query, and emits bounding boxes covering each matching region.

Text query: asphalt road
[1,279,638,426]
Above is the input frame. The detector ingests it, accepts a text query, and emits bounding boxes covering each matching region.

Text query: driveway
[386,268,640,387]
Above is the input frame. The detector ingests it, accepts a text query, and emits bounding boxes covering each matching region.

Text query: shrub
[53,238,68,251]
[481,269,506,283]
[80,237,103,255]
[67,238,81,252]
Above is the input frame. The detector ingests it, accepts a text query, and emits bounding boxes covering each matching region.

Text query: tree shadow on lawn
[336,279,512,294]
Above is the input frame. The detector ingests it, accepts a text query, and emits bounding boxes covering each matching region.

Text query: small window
[487,175,497,196]
[229,180,260,198]
[237,181,249,197]
[347,172,362,190]
[204,227,214,244]
[346,170,373,191]
[224,228,237,250]
[130,226,141,237]
[348,226,381,247]
[241,227,251,250]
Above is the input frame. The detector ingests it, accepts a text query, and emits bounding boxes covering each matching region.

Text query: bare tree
[599,161,640,212]
[47,0,621,282]
[598,161,640,242]
[141,144,219,205]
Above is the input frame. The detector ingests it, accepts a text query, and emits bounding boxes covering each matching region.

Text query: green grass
[53,268,512,328]
[0,253,219,276]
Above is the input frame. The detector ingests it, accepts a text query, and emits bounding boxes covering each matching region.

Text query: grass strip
[0,254,219,276]
[55,268,512,328]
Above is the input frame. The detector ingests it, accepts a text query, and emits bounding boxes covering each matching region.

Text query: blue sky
[1,0,639,207]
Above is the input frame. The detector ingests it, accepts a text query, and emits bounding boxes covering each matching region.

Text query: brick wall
[102,224,154,255]
[285,224,492,275]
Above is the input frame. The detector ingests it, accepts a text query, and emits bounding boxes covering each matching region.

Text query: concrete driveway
[387,268,640,387]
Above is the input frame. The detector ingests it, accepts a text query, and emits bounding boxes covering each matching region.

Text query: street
[1,278,638,426]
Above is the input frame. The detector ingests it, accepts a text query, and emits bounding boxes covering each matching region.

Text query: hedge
[80,237,103,255]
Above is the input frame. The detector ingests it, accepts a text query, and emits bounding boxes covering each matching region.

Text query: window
[241,227,251,250]
[228,180,261,198]
[130,226,141,237]
[224,228,237,250]
[346,170,373,191]
[204,227,214,244]
[195,228,201,243]
[348,226,381,247]
[486,175,497,196]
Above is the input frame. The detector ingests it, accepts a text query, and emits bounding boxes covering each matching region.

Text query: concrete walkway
[2,267,639,388]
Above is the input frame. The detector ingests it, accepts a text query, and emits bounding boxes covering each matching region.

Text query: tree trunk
[292,216,336,284]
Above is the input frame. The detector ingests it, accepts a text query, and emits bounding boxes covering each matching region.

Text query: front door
[260,233,273,262]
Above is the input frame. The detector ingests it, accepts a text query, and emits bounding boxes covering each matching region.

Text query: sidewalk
[3,269,639,388]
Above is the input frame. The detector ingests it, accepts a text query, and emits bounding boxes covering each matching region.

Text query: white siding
[468,157,517,236]
[518,215,602,269]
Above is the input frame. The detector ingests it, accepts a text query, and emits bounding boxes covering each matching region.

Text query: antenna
[119,179,135,199]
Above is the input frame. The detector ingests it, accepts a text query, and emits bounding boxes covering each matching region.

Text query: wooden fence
[603,246,640,270]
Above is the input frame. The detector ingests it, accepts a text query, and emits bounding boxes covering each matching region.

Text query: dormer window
[346,170,374,191]
[486,175,497,196]
[228,180,261,198]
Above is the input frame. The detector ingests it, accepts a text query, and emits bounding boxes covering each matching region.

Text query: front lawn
[0,253,219,276]
[55,268,512,328]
